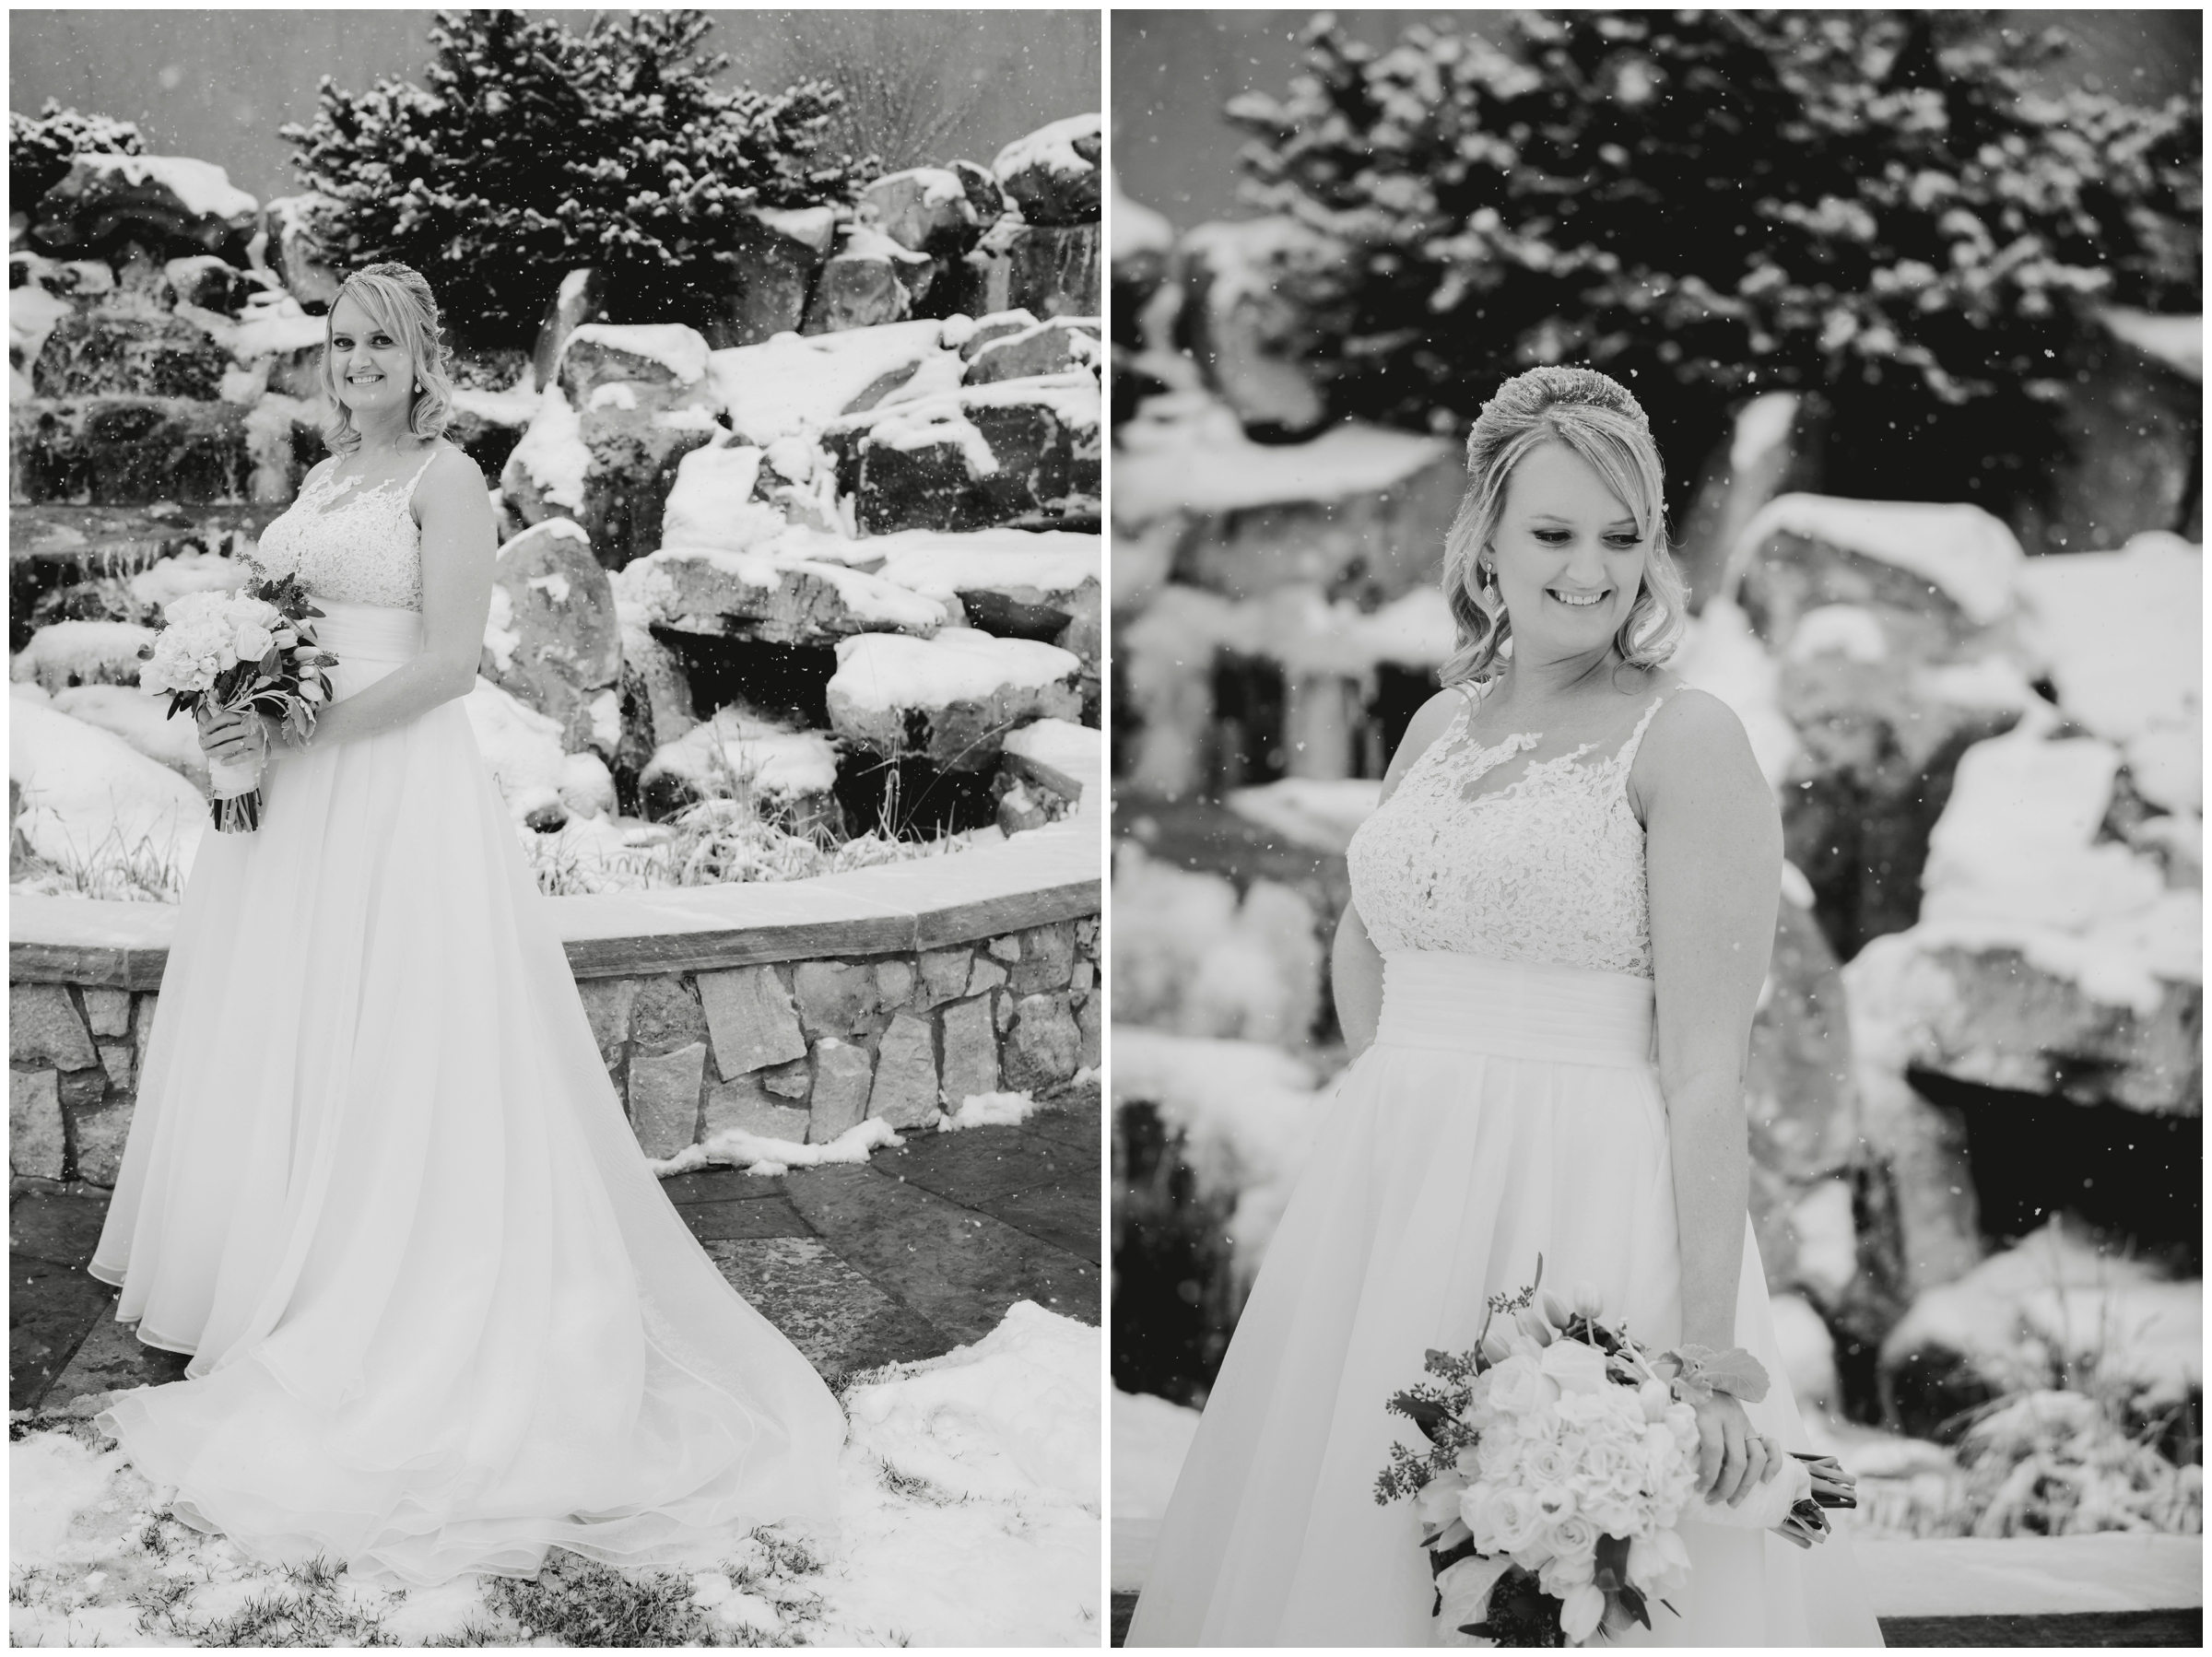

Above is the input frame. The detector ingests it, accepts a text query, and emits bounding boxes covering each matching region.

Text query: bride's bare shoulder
[1631,681,1771,817]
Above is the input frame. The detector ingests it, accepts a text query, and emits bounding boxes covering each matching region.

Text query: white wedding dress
[89,446,845,1587]
[1126,679,1881,1646]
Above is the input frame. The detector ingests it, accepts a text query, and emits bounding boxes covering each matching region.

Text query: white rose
[1483,1354,1558,1419]
[233,623,275,662]
[1539,1337,1609,1397]
[1545,1516,1599,1568]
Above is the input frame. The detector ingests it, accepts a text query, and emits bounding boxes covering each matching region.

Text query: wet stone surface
[9,1080,1100,1413]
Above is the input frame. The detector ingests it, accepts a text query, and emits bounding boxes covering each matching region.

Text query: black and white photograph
[10,6,1103,1645]
[1110,8,2199,1648]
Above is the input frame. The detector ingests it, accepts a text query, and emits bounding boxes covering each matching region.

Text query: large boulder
[654,441,788,554]
[704,206,837,349]
[870,526,1101,672]
[32,154,259,265]
[2018,315,2202,557]
[1726,497,2035,958]
[992,115,1102,226]
[957,218,1100,321]
[610,601,697,812]
[828,628,1083,771]
[620,544,949,648]
[824,371,1100,535]
[803,228,938,334]
[479,519,623,756]
[12,395,253,505]
[30,299,231,399]
[1175,217,1345,440]
[1113,397,1461,609]
[256,193,344,310]
[501,351,721,571]
[858,168,994,261]
[962,316,1102,385]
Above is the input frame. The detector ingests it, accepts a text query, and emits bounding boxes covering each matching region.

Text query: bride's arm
[1636,687,1782,1352]
[1331,687,1466,1055]
[295,449,497,750]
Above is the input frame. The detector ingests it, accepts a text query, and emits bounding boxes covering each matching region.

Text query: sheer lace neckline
[305,449,440,521]
[1437,678,1673,811]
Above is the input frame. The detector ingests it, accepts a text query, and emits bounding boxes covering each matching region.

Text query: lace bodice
[1347,680,1678,977]
[250,448,441,611]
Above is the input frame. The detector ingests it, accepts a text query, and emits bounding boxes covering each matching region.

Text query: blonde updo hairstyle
[1438,366,1688,687]
[317,262,454,457]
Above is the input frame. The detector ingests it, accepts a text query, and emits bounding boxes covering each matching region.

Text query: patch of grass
[484,1549,712,1648]
[139,1581,400,1648]
[875,1459,967,1508]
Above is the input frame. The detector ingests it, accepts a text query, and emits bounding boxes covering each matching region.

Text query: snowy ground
[9,1303,1099,1649]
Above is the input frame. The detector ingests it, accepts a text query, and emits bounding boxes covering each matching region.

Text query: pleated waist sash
[1375,950,1655,1069]
[308,599,423,667]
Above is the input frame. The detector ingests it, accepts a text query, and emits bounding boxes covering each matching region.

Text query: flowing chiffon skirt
[88,600,844,1586]
[1125,950,1882,1647]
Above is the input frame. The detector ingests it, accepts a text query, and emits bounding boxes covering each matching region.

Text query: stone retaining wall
[10,810,1100,1184]
[9,915,1100,1184]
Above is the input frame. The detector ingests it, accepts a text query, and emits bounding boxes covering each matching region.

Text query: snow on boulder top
[706,320,947,446]
[753,203,837,253]
[507,384,590,514]
[2017,533,2200,745]
[871,529,1100,602]
[1915,724,2195,1010]
[1111,170,1174,262]
[10,619,156,695]
[642,703,840,800]
[76,153,257,221]
[1224,778,1383,854]
[2097,307,2203,382]
[833,222,934,267]
[11,696,206,887]
[659,441,786,555]
[1113,399,1452,525]
[643,546,953,637]
[564,323,710,385]
[229,290,325,359]
[993,113,1102,186]
[829,628,1079,712]
[1724,494,2024,627]
[1109,1027,1323,1216]
[1002,717,1101,794]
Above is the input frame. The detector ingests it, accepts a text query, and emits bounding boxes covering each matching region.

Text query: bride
[1126,368,1881,1646]
[88,263,845,1587]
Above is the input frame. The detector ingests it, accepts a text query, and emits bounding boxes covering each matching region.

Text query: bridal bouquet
[137,576,337,833]
[1374,1264,1854,1646]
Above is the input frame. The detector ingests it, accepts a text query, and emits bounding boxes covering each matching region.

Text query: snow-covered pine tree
[10,100,147,207]
[1227,11,2200,518]
[281,8,875,344]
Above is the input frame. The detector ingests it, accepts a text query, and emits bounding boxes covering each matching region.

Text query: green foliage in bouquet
[1226,10,2202,513]
[9,100,146,207]
[281,8,877,343]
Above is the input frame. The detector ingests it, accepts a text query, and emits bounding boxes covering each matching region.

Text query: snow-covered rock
[11,394,253,507]
[10,619,154,693]
[554,323,712,403]
[706,206,839,349]
[962,316,1102,385]
[33,154,258,264]
[828,628,1082,771]
[257,191,344,308]
[500,377,719,570]
[49,684,206,782]
[1725,496,2026,634]
[1112,840,1324,1048]
[805,225,938,334]
[623,543,948,648]
[11,695,205,886]
[825,370,1100,535]
[1176,216,1343,437]
[638,702,841,822]
[870,526,1100,661]
[1113,397,1461,605]
[480,518,622,756]
[655,440,787,555]
[461,676,570,828]
[992,114,1102,226]
[857,166,994,260]
[956,217,1100,323]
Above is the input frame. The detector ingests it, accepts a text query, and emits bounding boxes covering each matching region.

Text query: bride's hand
[1690,1391,1780,1506]
[198,708,270,767]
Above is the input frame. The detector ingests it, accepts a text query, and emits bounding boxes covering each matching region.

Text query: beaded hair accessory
[1466,366,1653,464]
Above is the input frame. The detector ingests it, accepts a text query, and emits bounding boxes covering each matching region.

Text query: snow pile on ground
[1879,1217,2202,1411]
[10,619,156,694]
[1112,841,1324,1044]
[943,1089,1041,1130]
[1112,1026,1326,1283]
[11,696,205,892]
[649,1112,901,1180]
[640,701,841,801]
[49,685,207,781]
[128,550,249,612]
[9,1305,1100,1648]
[1111,1388,1203,1592]
[829,628,1078,711]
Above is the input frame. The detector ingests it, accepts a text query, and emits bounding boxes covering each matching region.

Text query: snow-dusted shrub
[8,100,144,207]
[281,8,877,343]
[1225,12,2202,513]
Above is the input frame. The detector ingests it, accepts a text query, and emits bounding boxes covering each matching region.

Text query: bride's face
[1486,441,1648,654]
[328,294,417,427]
